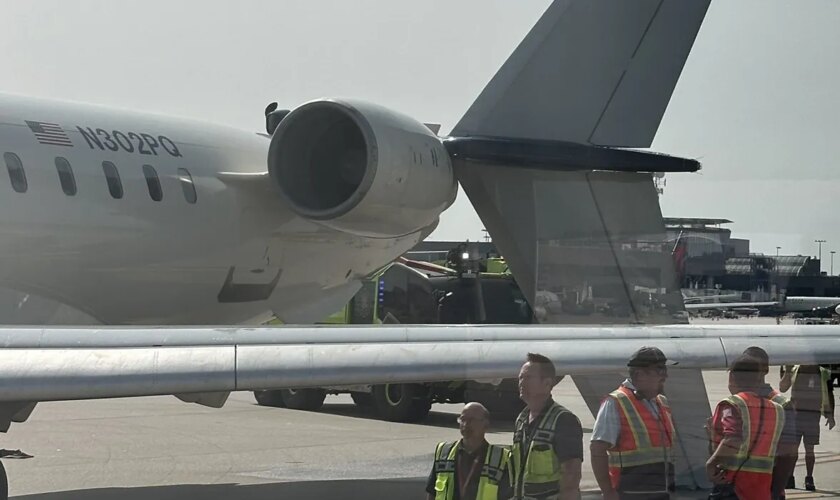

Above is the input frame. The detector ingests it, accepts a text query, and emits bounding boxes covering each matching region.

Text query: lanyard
[457,453,482,499]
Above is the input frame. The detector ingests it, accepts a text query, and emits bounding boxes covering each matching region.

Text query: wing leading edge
[0,325,838,403]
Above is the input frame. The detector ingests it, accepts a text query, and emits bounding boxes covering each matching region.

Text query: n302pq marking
[76,126,182,158]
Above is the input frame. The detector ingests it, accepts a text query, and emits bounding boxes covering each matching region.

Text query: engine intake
[268,99,456,237]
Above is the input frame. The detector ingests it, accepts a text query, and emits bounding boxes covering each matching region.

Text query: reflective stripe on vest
[512,402,566,499]
[433,440,510,500]
[714,393,784,475]
[791,365,831,414]
[607,386,674,470]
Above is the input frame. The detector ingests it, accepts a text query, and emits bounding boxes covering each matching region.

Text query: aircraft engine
[835,304,840,316]
[268,99,457,238]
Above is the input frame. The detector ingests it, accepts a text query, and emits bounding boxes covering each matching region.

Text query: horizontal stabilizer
[444,136,700,173]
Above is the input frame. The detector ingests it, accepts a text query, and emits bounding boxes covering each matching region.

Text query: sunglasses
[642,366,668,376]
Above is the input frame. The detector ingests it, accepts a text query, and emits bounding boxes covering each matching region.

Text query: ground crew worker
[591,346,675,500]
[779,364,835,491]
[513,352,583,500]
[707,355,785,500]
[742,346,798,500]
[426,402,513,500]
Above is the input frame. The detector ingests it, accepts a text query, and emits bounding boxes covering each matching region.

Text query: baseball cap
[627,346,675,368]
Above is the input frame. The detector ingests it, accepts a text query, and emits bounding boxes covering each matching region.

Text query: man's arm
[706,436,742,484]
[589,398,620,500]
[779,365,793,393]
[825,371,835,426]
[560,458,582,500]
[553,412,584,500]
[590,440,618,500]
[706,402,744,484]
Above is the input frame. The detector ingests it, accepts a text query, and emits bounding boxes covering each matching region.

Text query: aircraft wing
[0,324,838,405]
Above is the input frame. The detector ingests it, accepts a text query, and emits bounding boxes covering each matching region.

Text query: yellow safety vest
[511,402,567,500]
[790,365,832,415]
[432,440,511,500]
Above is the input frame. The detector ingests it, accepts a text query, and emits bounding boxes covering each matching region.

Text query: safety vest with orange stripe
[711,392,785,478]
[606,386,675,491]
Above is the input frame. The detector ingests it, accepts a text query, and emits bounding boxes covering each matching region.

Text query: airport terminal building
[664,217,840,299]
[413,217,840,301]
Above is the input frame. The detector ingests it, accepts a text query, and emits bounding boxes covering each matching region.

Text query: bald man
[427,403,513,500]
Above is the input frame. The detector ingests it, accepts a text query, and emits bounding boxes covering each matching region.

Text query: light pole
[815,239,827,272]
[832,251,836,276]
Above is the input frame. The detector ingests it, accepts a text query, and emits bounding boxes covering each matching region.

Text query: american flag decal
[26,120,73,147]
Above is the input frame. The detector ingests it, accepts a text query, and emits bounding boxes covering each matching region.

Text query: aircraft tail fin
[451,0,711,148]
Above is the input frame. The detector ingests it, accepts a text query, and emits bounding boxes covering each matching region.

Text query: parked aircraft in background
[685,296,840,316]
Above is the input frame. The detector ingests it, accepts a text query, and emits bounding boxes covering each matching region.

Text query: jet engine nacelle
[268,99,457,238]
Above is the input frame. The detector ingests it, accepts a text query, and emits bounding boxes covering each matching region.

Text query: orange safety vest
[711,392,784,477]
[607,386,675,489]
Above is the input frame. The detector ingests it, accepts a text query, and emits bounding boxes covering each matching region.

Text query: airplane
[685,296,840,316]
[682,292,748,304]
[783,296,840,316]
[0,0,837,498]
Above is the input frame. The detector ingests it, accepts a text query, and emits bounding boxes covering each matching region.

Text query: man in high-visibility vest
[742,347,798,500]
[707,355,785,500]
[426,402,513,500]
[779,364,835,491]
[512,352,583,500]
[591,346,675,500]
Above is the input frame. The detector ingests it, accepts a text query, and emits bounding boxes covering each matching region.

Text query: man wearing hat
[707,355,785,500]
[590,347,676,500]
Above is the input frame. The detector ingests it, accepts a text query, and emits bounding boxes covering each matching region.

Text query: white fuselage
[784,296,840,313]
[0,94,427,325]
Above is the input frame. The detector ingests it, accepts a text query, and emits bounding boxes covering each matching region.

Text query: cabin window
[177,168,197,204]
[55,157,77,196]
[142,164,163,202]
[3,152,27,193]
[102,161,123,199]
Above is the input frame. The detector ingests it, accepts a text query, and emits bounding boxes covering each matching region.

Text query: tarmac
[3,318,839,499]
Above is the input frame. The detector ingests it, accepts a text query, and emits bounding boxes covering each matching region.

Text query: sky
[2,1,839,267]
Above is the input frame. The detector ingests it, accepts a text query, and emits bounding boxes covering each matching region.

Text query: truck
[254,247,533,422]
